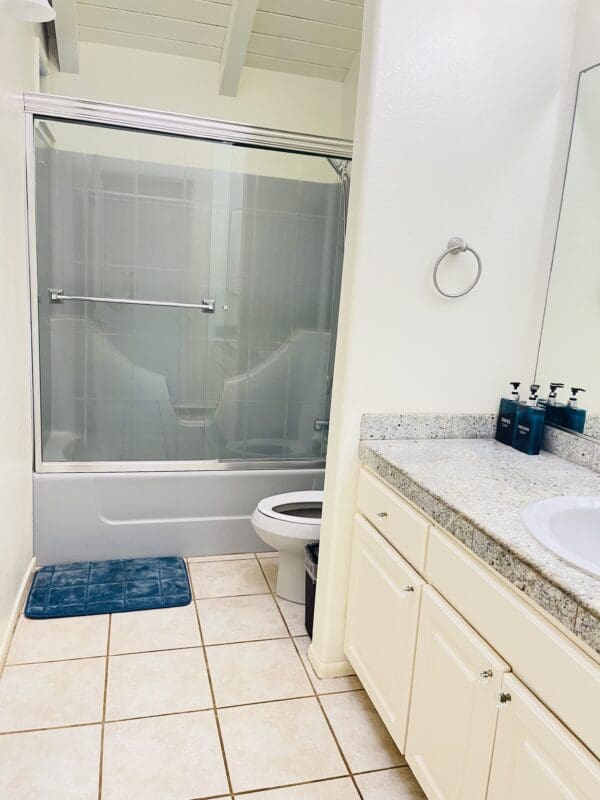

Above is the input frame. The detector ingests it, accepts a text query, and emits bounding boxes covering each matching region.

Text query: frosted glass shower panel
[33,119,346,464]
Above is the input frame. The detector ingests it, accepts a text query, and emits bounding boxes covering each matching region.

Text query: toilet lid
[257,491,323,524]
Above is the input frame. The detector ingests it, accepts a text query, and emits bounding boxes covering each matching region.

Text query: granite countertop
[360,438,600,656]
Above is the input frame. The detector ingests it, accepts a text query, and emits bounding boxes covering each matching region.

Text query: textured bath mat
[25,557,191,619]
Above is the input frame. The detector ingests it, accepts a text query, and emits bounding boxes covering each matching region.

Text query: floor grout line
[202,635,290,649]
[256,555,365,799]
[231,773,356,797]
[5,633,321,665]
[4,653,109,667]
[97,614,111,800]
[187,554,266,564]
[194,591,273,601]
[0,681,367,737]
[352,764,412,776]
[0,721,102,737]
[191,584,235,798]
[106,707,216,725]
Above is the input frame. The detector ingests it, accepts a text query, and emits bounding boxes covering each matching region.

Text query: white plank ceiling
[75,0,363,82]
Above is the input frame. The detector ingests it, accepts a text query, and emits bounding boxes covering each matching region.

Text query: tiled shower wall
[35,127,345,462]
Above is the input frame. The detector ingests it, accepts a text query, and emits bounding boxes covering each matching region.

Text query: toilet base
[250,492,322,606]
[275,550,306,604]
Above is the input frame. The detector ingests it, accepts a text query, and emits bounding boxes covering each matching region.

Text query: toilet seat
[257,491,323,525]
[251,490,322,602]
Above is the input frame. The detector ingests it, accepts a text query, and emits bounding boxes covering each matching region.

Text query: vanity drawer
[357,468,429,572]
[426,527,600,758]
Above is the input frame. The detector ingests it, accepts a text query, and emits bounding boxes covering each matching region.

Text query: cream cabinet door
[345,513,424,752]
[405,586,509,800]
[488,674,600,799]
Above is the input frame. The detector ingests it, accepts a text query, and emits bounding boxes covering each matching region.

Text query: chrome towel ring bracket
[433,237,482,298]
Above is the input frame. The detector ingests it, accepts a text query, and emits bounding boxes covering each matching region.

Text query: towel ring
[433,237,482,298]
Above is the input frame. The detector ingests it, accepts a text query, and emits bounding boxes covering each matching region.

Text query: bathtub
[33,468,324,565]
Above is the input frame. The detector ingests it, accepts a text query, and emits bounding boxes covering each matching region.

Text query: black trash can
[304,543,319,638]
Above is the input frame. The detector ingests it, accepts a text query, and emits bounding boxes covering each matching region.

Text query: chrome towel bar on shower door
[48,289,216,313]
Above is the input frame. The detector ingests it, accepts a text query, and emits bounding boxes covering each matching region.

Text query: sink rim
[522,495,600,579]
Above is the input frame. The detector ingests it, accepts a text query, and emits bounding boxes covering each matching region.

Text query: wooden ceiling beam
[53,0,80,73]
[219,0,259,96]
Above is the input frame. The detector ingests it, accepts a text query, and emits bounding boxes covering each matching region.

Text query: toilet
[251,490,323,604]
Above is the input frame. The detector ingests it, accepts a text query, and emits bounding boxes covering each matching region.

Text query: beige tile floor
[0,553,426,800]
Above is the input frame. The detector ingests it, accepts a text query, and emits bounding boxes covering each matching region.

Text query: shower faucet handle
[314,419,330,433]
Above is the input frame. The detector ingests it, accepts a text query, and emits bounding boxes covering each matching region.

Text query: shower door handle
[48,289,216,313]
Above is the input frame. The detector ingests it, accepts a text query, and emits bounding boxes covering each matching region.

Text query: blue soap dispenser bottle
[563,387,587,433]
[495,381,521,446]
[539,382,565,426]
[514,384,546,455]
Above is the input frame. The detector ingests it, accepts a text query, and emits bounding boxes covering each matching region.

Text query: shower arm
[47,289,216,313]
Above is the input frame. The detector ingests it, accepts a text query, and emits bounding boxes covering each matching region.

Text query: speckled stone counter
[543,425,600,474]
[360,438,600,656]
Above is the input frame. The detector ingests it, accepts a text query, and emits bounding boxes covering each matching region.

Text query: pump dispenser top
[548,382,564,403]
[568,387,586,405]
[563,387,587,433]
[527,385,540,406]
[513,384,545,455]
[538,382,566,425]
[495,381,521,446]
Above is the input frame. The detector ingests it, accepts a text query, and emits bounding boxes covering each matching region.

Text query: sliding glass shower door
[33,118,347,466]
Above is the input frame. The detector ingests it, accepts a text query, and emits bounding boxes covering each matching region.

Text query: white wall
[310,0,578,675]
[0,17,37,657]
[43,41,347,138]
[571,0,600,72]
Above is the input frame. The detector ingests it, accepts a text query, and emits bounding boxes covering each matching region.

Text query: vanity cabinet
[405,587,508,800]
[488,675,600,799]
[346,467,600,800]
[357,468,429,572]
[345,513,424,751]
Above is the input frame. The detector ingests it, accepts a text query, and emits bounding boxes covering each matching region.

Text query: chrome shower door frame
[24,93,352,474]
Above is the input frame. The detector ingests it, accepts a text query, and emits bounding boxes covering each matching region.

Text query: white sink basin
[522,496,600,578]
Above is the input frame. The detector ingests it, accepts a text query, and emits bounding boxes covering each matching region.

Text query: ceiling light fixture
[1,0,56,22]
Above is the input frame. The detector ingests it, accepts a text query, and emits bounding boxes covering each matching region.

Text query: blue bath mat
[25,557,191,619]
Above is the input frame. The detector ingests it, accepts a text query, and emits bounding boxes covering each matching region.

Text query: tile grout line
[186,554,275,565]
[6,632,304,667]
[190,573,235,799]
[97,614,111,800]
[231,773,359,798]
[353,764,413,777]
[0,684,366,737]
[194,591,273,601]
[0,720,102,737]
[255,555,365,799]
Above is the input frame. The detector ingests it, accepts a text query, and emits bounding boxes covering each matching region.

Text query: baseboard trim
[307,643,355,679]
[0,557,36,673]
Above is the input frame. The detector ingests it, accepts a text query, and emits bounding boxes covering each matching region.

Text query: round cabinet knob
[403,585,415,592]
[498,692,512,705]
[480,669,493,679]
[376,511,388,518]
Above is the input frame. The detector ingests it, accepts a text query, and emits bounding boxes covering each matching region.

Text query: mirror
[536,63,600,441]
